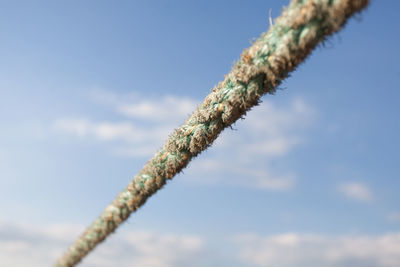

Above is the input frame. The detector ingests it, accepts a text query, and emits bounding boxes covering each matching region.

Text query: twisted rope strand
[55,0,369,266]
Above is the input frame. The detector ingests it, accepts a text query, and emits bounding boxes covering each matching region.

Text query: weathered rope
[55,1,369,266]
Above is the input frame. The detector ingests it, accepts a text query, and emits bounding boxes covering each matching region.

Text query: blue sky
[1,0,400,266]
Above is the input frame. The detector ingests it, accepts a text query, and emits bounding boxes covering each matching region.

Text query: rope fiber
[56,0,369,266]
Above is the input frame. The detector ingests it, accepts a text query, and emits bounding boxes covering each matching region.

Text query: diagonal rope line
[55,0,369,266]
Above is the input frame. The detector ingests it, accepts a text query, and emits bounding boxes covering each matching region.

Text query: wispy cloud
[53,93,198,158]
[186,97,314,191]
[53,118,172,157]
[338,182,373,202]
[235,232,400,267]
[187,160,295,191]
[0,219,205,267]
[3,218,399,267]
[54,119,149,142]
[90,90,197,125]
[85,230,204,267]
[53,91,314,191]
[235,97,314,157]
[0,220,83,267]
[117,95,198,122]
[239,169,295,190]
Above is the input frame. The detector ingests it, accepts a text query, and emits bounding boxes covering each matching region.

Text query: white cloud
[185,97,313,191]
[239,169,295,190]
[338,182,373,202]
[117,95,198,123]
[235,232,400,267]
[0,219,205,267]
[4,218,399,267]
[111,145,162,158]
[244,136,299,156]
[245,98,313,133]
[0,220,83,267]
[85,230,204,267]
[235,97,314,157]
[186,159,295,191]
[54,118,177,145]
[53,92,314,191]
[53,118,172,157]
[90,90,198,124]
[54,119,149,142]
[53,94,198,158]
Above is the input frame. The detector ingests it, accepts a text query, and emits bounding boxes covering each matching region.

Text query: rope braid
[55,1,369,266]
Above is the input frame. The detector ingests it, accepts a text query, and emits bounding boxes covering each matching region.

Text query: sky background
[1,0,400,266]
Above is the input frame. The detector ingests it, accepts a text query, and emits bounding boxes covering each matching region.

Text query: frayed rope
[55,0,369,266]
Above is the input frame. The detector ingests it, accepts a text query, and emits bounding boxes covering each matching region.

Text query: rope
[55,1,369,266]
